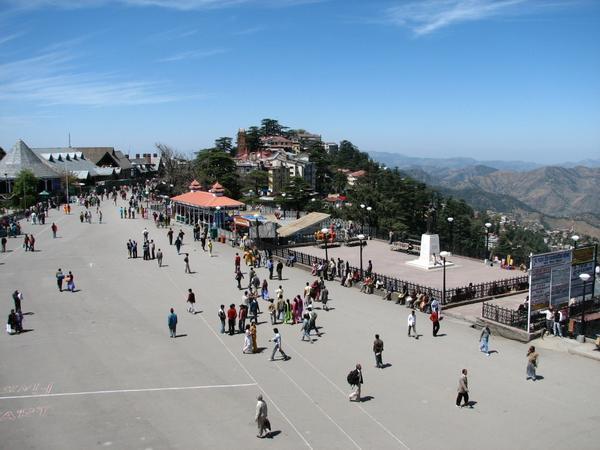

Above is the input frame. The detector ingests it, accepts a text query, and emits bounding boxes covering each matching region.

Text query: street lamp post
[366,206,372,236]
[447,217,454,252]
[321,227,329,262]
[484,222,492,262]
[360,204,365,233]
[357,233,365,279]
[579,273,591,338]
[571,234,580,249]
[440,251,451,305]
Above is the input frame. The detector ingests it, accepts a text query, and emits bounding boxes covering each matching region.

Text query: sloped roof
[276,212,331,238]
[113,150,132,170]
[0,140,62,179]
[31,148,114,178]
[171,191,245,209]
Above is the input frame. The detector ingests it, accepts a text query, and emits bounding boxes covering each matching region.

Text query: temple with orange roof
[171,181,245,227]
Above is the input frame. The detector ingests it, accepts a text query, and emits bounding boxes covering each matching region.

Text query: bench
[391,242,420,255]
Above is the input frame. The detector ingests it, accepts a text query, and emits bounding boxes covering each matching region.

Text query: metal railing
[482,302,529,330]
[270,245,529,305]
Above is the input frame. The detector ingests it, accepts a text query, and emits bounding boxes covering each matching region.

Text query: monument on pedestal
[406,203,454,270]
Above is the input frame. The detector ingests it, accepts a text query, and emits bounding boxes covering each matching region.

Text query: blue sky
[0,0,599,164]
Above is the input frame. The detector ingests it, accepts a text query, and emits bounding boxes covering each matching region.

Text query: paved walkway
[1,202,599,449]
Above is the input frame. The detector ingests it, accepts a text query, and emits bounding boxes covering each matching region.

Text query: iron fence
[482,302,529,330]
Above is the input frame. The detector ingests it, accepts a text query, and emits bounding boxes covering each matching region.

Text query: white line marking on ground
[0,383,257,401]
[162,271,314,450]
[273,362,362,449]
[287,343,411,450]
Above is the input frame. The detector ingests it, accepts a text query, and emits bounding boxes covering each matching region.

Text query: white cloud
[0,45,195,106]
[157,48,227,62]
[385,0,558,36]
[0,31,25,45]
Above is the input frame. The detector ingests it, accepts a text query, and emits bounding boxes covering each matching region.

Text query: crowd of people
[3,183,554,444]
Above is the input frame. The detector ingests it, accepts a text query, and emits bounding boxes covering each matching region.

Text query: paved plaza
[1,202,599,450]
[298,240,526,289]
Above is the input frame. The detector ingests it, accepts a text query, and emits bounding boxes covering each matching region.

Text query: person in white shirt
[408,310,417,338]
[269,328,290,361]
[543,308,554,336]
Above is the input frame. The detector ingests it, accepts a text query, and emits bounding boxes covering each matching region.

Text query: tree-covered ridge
[159,117,550,260]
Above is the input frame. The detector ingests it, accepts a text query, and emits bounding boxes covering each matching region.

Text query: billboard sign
[529,250,572,311]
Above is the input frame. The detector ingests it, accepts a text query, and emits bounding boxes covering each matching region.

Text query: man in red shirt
[234,253,241,273]
[430,310,440,337]
[227,304,237,335]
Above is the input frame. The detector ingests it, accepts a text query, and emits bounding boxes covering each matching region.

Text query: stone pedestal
[406,233,454,270]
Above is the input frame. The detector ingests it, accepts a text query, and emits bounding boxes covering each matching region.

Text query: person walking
[479,325,491,356]
[218,305,226,333]
[187,288,196,314]
[250,321,258,353]
[207,239,213,257]
[526,346,539,381]
[234,253,241,273]
[255,394,270,439]
[175,237,182,255]
[276,260,283,280]
[235,269,244,290]
[168,308,178,338]
[243,324,253,354]
[184,253,191,273]
[238,304,248,333]
[51,222,58,238]
[348,363,363,402]
[301,313,312,342]
[430,309,440,337]
[167,228,174,245]
[408,310,417,338]
[267,258,274,279]
[456,369,471,408]
[553,309,563,337]
[66,271,75,292]
[157,248,163,267]
[1,236,6,252]
[56,268,65,292]
[7,309,19,334]
[150,240,155,259]
[12,290,23,313]
[227,304,237,335]
[373,334,384,368]
[269,328,290,361]
[268,299,276,325]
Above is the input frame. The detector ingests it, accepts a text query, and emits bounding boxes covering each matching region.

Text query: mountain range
[369,151,600,237]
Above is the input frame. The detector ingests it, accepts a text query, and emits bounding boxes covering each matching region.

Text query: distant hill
[370,151,542,172]
[371,151,600,235]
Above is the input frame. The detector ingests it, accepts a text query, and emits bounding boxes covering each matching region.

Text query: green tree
[246,126,262,153]
[279,176,311,212]
[12,169,38,210]
[307,141,332,193]
[260,118,286,136]
[195,149,240,198]
[214,137,233,153]
[242,170,269,195]
[496,225,549,265]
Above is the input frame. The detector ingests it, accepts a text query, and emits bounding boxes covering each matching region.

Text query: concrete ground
[299,240,526,289]
[1,202,599,450]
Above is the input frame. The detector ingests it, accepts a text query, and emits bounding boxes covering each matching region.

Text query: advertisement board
[570,246,596,300]
[529,250,572,311]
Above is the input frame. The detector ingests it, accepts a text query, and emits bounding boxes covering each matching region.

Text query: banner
[570,246,596,300]
[529,250,572,311]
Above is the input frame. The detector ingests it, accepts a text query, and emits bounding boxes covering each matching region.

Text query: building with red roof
[171,186,245,227]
